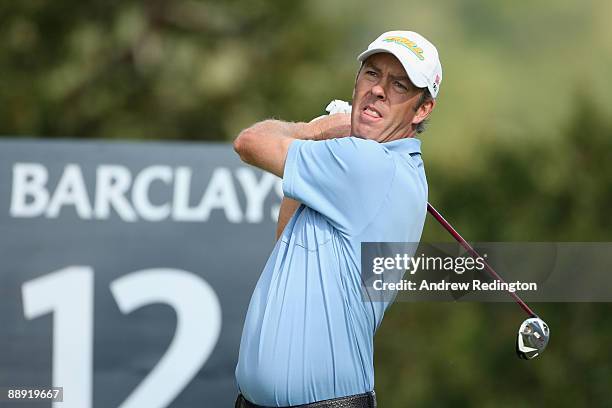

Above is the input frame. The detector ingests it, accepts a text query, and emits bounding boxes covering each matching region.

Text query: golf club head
[516,317,550,360]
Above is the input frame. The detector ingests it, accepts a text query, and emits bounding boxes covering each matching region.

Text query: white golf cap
[357,30,442,98]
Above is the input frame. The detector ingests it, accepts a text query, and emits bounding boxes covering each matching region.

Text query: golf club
[427,202,550,359]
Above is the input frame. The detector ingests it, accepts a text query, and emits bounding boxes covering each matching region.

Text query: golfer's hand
[309,113,351,141]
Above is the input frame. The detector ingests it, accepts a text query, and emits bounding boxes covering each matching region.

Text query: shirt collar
[381,137,422,154]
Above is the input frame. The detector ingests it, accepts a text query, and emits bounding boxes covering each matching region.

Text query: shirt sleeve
[282,137,395,234]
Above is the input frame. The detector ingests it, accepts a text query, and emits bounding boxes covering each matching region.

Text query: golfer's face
[351,53,424,141]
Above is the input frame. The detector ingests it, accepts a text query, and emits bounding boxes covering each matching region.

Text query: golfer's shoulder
[327,136,393,166]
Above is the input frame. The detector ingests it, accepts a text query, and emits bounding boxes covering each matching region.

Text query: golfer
[233,30,442,408]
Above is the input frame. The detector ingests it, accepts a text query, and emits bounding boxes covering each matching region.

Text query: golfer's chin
[351,121,384,141]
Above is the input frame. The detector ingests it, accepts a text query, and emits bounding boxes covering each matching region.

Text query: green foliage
[424,93,612,242]
[0,1,351,140]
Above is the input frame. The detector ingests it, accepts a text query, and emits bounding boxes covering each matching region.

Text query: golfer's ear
[413,98,435,125]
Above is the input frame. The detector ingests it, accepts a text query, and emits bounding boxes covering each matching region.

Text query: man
[233,30,442,408]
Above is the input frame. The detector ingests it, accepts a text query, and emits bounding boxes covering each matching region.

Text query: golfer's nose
[371,83,386,100]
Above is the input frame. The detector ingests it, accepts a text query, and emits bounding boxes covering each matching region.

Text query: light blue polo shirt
[235,136,427,406]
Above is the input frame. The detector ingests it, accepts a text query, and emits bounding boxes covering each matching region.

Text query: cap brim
[357,46,429,89]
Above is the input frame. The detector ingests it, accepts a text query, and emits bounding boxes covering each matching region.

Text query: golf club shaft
[426,202,537,318]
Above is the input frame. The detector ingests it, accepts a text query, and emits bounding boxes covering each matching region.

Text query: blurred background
[1,0,612,406]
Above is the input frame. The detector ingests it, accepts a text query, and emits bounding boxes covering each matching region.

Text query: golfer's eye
[394,81,408,91]
[365,70,378,78]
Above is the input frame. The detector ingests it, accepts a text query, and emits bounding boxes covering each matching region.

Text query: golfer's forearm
[276,197,300,240]
[233,120,317,177]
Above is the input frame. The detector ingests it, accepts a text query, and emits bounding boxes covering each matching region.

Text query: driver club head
[516,317,550,360]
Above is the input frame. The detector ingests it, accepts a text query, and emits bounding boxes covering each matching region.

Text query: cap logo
[383,36,425,61]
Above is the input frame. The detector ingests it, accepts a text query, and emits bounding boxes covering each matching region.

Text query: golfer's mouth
[360,105,383,122]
